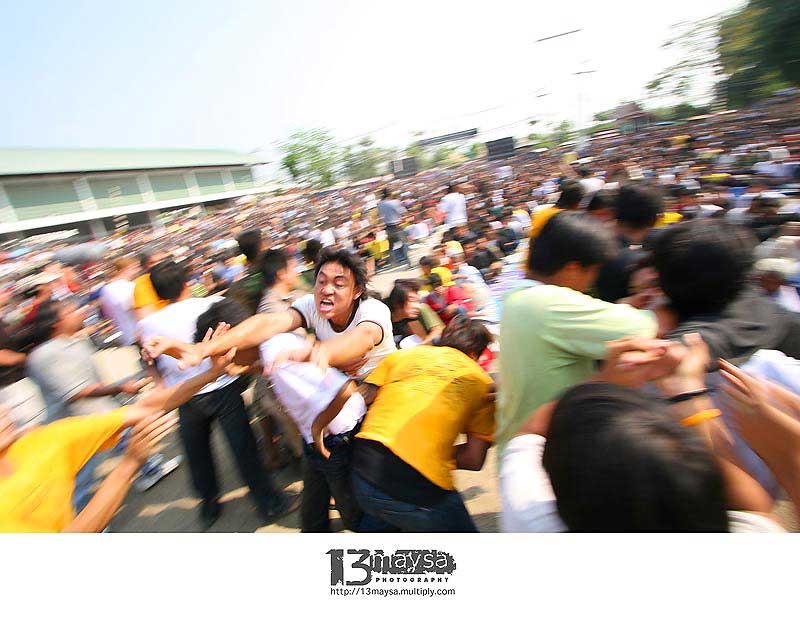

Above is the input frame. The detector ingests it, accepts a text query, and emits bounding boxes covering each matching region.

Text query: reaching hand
[124,412,177,466]
[0,410,19,453]
[312,425,331,460]
[595,336,675,388]
[144,336,205,370]
[655,333,710,397]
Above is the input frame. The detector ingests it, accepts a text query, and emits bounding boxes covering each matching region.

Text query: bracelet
[681,408,721,427]
[666,388,712,404]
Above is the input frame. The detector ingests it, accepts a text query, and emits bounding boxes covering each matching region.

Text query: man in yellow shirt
[349,317,495,532]
[133,250,169,319]
[0,341,236,533]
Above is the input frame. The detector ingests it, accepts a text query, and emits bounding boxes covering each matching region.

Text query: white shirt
[138,297,237,395]
[290,295,396,379]
[99,279,137,346]
[259,333,365,443]
[580,177,605,195]
[439,192,468,227]
[320,228,336,247]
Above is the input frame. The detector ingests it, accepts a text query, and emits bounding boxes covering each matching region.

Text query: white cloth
[499,434,785,533]
[99,279,137,346]
[580,177,605,195]
[138,297,237,394]
[439,192,468,227]
[290,295,396,379]
[258,333,365,443]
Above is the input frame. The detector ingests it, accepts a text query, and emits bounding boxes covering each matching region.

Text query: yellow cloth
[133,273,168,312]
[530,205,562,238]
[430,266,455,287]
[655,211,683,227]
[359,346,495,490]
[0,409,126,533]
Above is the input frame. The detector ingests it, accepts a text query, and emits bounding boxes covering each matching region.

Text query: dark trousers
[385,224,409,265]
[178,379,278,512]
[351,470,478,533]
[301,434,362,532]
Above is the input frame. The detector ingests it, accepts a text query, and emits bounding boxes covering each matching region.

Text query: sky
[0,0,745,171]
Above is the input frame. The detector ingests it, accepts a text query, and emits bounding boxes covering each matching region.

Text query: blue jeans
[351,471,478,533]
[385,224,409,265]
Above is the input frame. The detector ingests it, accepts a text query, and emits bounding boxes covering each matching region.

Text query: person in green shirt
[386,279,444,346]
[497,211,657,452]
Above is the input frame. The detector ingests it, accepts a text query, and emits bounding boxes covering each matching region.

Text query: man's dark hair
[437,316,491,359]
[386,280,419,312]
[428,272,443,289]
[543,382,728,532]
[236,230,262,263]
[149,260,187,302]
[28,299,62,348]
[556,179,583,209]
[419,255,436,269]
[614,185,663,229]
[527,211,617,276]
[194,298,250,343]
[587,190,613,213]
[652,219,755,319]
[303,239,322,264]
[139,250,153,269]
[260,248,289,289]
[382,187,392,200]
[314,248,369,297]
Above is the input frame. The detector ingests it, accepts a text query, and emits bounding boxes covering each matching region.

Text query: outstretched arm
[145,310,302,368]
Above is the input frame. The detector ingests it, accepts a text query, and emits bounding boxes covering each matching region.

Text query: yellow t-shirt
[530,205,562,238]
[655,211,683,227]
[0,409,126,532]
[133,274,168,312]
[358,345,495,490]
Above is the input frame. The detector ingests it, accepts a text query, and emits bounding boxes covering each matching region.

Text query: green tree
[340,136,393,182]
[279,128,341,189]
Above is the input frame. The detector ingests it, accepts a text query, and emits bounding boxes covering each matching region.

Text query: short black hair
[428,272,443,289]
[419,255,436,269]
[652,219,755,319]
[614,185,663,229]
[543,382,728,532]
[236,230,262,263]
[303,239,322,264]
[139,250,153,269]
[527,211,617,276]
[259,248,289,289]
[314,248,369,297]
[194,298,250,343]
[386,280,418,312]
[149,260,187,302]
[29,299,62,347]
[382,187,392,199]
[437,316,491,359]
[556,179,583,209]
[586,190,613,212]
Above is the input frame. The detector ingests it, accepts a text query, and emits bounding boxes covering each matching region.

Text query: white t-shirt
[99,279,137,346]
[439,192,468,227]
[290,295,396,379]
[138,297,237,395]
[499,434,785,533]
[580,177,605,196]
[259,333,365,443]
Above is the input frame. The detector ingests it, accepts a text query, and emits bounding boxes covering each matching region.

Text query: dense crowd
[1,89,800,532]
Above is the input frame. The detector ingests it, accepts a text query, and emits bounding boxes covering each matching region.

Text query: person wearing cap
[424,269,475,325]
[755,258,800,313]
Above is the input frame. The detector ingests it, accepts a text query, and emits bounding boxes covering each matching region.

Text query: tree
[551,120,575,146]
[340,136,393,182]
[645,15,723,103]
[279,128,340,189]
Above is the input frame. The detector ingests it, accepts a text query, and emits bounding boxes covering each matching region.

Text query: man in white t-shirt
[99,257,139,346]
[145,248,396,382]
[138,260,298,529]
[439,184,468,228]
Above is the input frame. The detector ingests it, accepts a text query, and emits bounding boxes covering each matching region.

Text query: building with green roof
[0,148,267,238]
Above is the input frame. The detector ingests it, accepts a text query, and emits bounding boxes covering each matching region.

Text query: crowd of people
[2,89,800,532]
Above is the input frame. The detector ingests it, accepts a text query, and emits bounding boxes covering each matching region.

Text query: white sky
[1,0,745,171]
